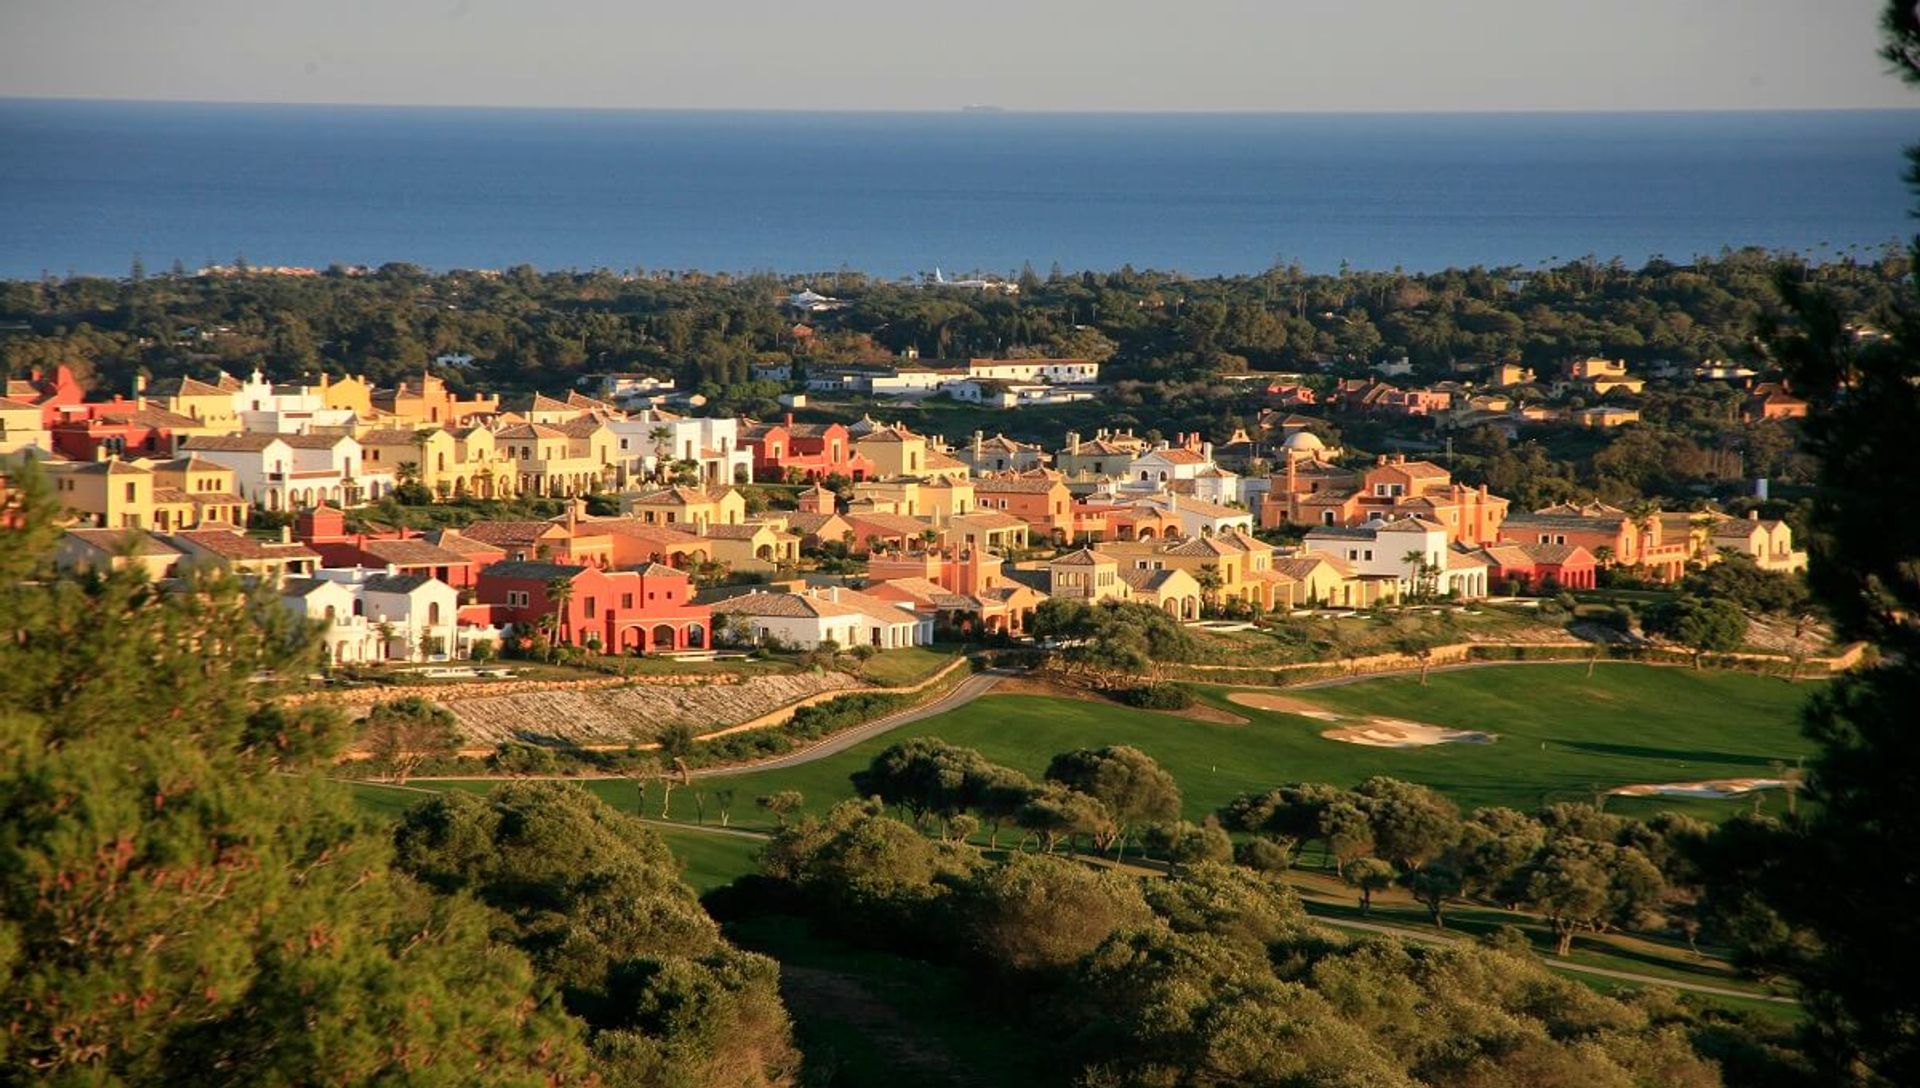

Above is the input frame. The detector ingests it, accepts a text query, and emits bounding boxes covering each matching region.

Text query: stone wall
[434,670,862,748]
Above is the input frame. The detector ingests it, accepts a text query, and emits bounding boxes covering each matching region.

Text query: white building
[1126,440,1216,489]
[303,568,462,662]
[181,432,392,511]
[1303,517,1488,599]
[1123,492,1255,539]
[607,409,753,487]
[965,358,1101,384]
[711,587,933,651]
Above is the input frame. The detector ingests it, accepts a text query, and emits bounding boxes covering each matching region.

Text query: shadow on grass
[1554,740,1780,768]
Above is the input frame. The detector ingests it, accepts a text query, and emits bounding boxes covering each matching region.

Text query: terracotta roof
[1050,548,1112,567]
[974,477,1062,494]
[478,560,587,581]
[358,428,435,446]
[703,524,768,540]
[170,530,319,561]
[1118,568,1185,593]
[494,423,565,440]
[359,538,472,567]
[362,572,439,594]
[845,512,934,536]
[63,528,179,556]
[459,520,563,546]
[950,511,1028,531]
[1273,555,1337,579]
[183,434,285,452]
[421,530,509,558]
[1139,447,1208,465]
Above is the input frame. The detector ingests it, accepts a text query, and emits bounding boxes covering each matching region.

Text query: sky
[0,0,1910,112]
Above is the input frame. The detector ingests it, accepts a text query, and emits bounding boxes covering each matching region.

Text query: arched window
[428,602,441,625]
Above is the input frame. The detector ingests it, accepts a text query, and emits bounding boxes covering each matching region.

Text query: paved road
[687,668,1009,779]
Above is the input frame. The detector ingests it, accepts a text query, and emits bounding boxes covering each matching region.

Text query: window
[584,598,597,619]
[124,482,137,501]
[621,593,633,608]
[1364,549,1374,561]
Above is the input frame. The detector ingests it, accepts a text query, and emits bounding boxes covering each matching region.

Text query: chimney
[784,412,795,428]
[132,373,147,410]
[1068,431,1081,455]
[1748,509,1759,520]
[279,526,292,544]
[972,430,983,460]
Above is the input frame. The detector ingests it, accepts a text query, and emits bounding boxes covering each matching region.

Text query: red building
[1472,542,1597,593]
[49,402,200,461]
[4,365,88,429]
[295,505,487,591]
[741,415,875,482]
[475,560,711,653]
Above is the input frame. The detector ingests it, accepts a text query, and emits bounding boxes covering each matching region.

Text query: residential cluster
[4,359,1803,668]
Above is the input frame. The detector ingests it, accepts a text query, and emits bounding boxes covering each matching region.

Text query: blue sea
[1,99,1915,280]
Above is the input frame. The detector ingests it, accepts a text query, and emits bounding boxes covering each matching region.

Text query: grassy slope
[680,663,1816,829]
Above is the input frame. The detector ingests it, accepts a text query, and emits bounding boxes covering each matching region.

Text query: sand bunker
[1320,721,1497,748]
[1610,778,1787,799]
[1226,692,1495,748]
[1228,691,1326,714]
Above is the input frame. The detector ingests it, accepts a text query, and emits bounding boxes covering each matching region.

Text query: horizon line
[4,93,1918,117]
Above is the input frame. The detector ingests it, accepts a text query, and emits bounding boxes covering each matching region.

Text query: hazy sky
[0,0,1909,112]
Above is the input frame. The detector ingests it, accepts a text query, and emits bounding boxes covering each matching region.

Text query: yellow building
[0,396,49,454]
[47,459,155,530]
[317,373,375,417]
[144,455,249,531]
[55,528,183,581]
[1047,548,1128,603]
[625,485,747,531]
[495,419,618,497]
[150,375,243,433]
[372,372,500,427]
[702,521,802,571]
[854,425,930,479]
[1102,529,1295,611]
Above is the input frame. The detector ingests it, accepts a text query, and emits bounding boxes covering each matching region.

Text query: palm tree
[544,576,575,650]
[648,426,673,482]
[1195,563,1224,616]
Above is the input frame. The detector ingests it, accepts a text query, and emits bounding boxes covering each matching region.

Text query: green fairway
[687,663,1818,829]
[645,825,765,892]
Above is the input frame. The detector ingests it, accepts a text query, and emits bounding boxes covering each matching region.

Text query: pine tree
[0,463,590,1085]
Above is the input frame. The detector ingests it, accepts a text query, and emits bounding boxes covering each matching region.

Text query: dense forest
[1,248,1904,403]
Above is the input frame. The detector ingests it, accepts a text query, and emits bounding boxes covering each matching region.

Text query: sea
[1,99,1916,281]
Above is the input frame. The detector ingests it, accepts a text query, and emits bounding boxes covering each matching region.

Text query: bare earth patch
[1226,692,1494,748]
[1610,777,1786,799]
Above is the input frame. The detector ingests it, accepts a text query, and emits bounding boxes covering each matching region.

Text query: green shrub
[1111,684,1194,710]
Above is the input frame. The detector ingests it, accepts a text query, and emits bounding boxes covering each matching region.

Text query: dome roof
[1282,431,1326,451]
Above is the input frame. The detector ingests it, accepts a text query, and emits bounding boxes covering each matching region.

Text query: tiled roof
[359,538,471,566]
[183,434,284,452]
[63,528,179,556]
[170,530,319,561]
[459,520,562,546]
[478,560,586,581]
[974,477,1061,494]
[951,511,1028,531]
[358,428,434,446]
[1050,548,1111,567]
[703,524,767,540]
[362,572,438,594]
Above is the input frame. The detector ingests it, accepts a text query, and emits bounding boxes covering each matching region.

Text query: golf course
[358,660,1819,851]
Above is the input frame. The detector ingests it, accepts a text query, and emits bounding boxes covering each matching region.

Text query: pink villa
[473,560,712,653]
